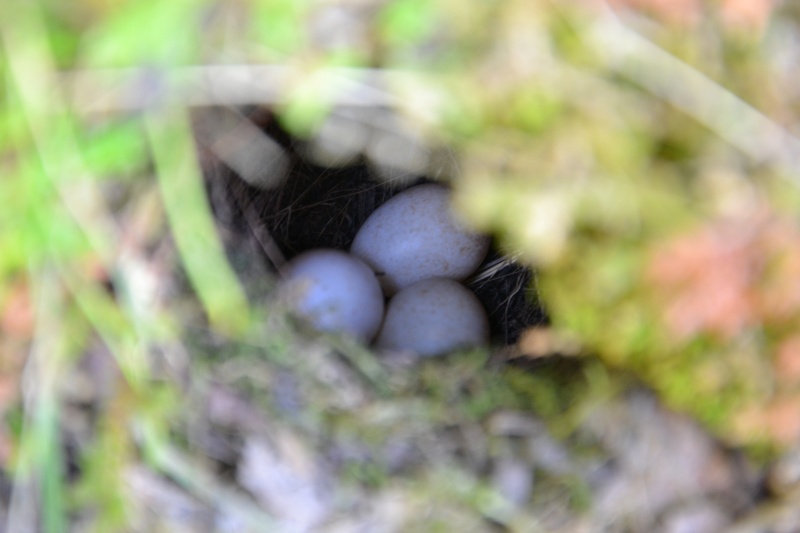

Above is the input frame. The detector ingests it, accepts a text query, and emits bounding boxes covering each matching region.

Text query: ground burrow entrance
[195,105,547,346]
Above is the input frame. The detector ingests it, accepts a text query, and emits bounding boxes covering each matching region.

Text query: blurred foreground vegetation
[3,0,800,530]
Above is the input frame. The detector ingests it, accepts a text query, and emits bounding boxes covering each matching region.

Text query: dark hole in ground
[197,106,548,345]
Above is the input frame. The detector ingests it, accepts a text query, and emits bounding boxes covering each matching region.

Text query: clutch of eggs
[276,184,491,354]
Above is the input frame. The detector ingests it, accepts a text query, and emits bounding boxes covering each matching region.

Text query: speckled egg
[278,249,384,341]
[350,184,490,295]
[375,278,489,356]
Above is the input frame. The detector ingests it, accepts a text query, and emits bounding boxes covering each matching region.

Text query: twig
[589,6,800,177]
[65,65,399,115]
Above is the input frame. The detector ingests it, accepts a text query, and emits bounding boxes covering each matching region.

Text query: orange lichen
[774,335,800,388]
[647,208,800,341]
[735,395,800,446]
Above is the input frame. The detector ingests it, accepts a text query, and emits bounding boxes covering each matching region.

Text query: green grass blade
[146,109,251,335]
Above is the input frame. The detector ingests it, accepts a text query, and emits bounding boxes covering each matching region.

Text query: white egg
[375,278,489,356]
[278,249,384,341]
[350,184,490,295]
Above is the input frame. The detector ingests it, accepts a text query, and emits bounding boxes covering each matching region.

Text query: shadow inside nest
[197,105,547,346]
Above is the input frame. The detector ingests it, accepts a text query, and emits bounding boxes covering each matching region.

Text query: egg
[375,278,490,356]
[350,184,490,295]
[278,249,384,341]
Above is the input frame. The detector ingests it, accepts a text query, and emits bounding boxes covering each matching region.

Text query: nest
[182,106,767,532]
[197,105,546,346]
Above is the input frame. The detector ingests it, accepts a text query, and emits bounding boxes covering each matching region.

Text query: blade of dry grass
[135,416,278,531]
[589,6,800,176]
[7,267,67,533]
[66,65,399,114]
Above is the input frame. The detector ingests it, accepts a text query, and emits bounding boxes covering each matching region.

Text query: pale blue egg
[351,184,490,295]
[280,249,384,341]
[375,278,489,356]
